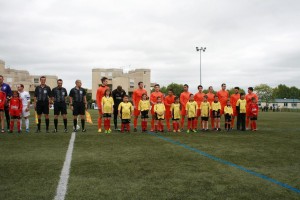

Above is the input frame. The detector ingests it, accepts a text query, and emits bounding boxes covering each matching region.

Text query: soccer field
[0,110,300,200]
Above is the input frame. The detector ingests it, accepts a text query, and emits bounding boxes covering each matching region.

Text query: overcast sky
[0,0,299,93]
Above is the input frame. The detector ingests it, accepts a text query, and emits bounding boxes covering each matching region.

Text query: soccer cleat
[73,129,77,132]
[52,129,57,133]
[186,130,190,133]
[82,129,86,132]
[177,129,181,132]
[25,129,30,133]
[173,130,176,133]
[108,129,111,133]
[35,129,41,133]
[134,128,137,132]
[98,128,102,133]
[46,129,50,133]
[64,129,68,133]
[1,129,5,133]
[150,129,154,132]
[192,129,197,133]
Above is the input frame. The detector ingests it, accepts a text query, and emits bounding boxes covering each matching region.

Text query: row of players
[96,77,259,133]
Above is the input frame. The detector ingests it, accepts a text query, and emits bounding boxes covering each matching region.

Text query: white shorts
[22,107,30,117]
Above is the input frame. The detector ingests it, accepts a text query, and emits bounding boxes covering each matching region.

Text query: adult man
[194,85,205,130]
[17,84,30,132]
[206,86,215,129]
[180,84,191,130]
[0,75,12,130]
[164,89,175,132]
[96,77,109,133]
[69,80,87,132]
[132,82,147,132]
[217,83,229,129]
[34,76,52,133]
[150,84,164,131]
[230,87,240,129]
[52,79,68,133]
[112,86,126,130]
[245,87,258,129]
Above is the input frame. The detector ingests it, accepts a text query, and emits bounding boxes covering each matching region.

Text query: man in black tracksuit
[112,86,126,130]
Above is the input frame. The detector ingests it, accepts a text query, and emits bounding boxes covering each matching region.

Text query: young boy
[211,95,221,131]
[154,96,165,132]
[248,97,259,131]
[118,95,133,132]
[102,89,114,133]
[224,99,233,131]
[236,93,247,131]
[138,93,150,132]
[171,96,181,132]
[9,91,23,133]
[186,94,198,133]
[200,95,210,131]
[164,89,175,132]
[0,88,6,133]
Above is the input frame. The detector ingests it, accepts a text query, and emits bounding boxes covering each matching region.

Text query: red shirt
[96,85,109,107]
[245,93,258,108]
[132,88,147,107]
[206,92,215,105]
[150,91,164,105]
[9,97,23,112]
[217,90,229,107]
[194,92,205,107]
[164,95,175,110]
[0,91,6,110]
[230,93,240,109]
[248,103,259,117]
[180,91,191,109]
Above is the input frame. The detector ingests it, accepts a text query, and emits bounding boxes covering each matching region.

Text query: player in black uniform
[34,76,52,133]
[112,86,126,130]
[52,79,68,133]
[69,80,87,132]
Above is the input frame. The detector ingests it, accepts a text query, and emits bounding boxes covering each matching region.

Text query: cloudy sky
[0,0,299,93]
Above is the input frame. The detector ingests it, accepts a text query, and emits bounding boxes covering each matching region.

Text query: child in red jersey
[0,88,6,133]
[9,91,23,133]
[248,97,259,131]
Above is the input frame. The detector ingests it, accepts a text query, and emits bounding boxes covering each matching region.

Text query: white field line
[54,132,76,200]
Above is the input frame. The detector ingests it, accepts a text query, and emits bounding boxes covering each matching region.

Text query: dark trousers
[5,105,10,129]
[113,107,118,129]
[237,113,246,131]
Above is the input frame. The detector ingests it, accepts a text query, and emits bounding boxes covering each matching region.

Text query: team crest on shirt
[44,90,47,93]
[80,91,83,94]
[62,92,65,95]
[2,86,6,90]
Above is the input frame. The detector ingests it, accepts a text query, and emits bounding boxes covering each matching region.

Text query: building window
[6,77,13,83]
[34,78,39,83]
[144,85,146,88]
[130,86,134,88]
[130,79,134,86]
[108,72,112,77]
[284,103,288,107]
[144,71,147,74]
[292,103,297,107]
[101,72,106,76]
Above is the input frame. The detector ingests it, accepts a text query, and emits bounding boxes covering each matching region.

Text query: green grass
[0,110,300,199]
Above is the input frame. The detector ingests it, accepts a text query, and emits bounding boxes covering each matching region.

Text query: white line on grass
[54,132,76,200]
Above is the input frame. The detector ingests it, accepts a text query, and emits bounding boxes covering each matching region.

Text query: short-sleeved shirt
[171,103,181,119]
[186,101,197,118]
[19,91,30,107]
[0,91,6,109]
[52,87,68,103]
[138,100,150,111]
[133,88,147,107]
[224,106,233,115]
[164,95,175,110]
[69,87,86,103]
[206,92,215,105]
[194,92,205,107]
[118,102,133,119]
[112,89,126,107]
[0,83,12,98]
[96,85,109,107]
[200,102,211,117]
[217,90,229,107]
[35,85,52,102]
[180,91,191,109]
[154,103,165,119]
[102,96,114,113]
[236,99,247,113]
[212,101,221,111]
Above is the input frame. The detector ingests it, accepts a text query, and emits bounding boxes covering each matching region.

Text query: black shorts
[36,101,49,115]
[155,113,164,120]
[54,102,67,115]
[0,109,4,112]
[141,110,149,119]
[103,113,112,118]
[201,117,209,121]
[11,115,21,119]
[73,102,85,116]
[212,110,221,118]
[188,117,195,121]
[250,116,257,120]
[225,114,232,122]
[172,118,180,121]
[121,119,130,124]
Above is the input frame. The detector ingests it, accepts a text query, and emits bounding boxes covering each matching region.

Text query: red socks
[134,118,138,128]
[98,117,102,129]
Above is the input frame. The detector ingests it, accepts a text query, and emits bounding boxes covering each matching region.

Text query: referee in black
[52,79,68,133]
[69,80,87,132]
[34,76,52,133]
[112,85,126,130]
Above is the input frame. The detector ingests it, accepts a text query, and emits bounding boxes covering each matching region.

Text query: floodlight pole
[196,47,206,85]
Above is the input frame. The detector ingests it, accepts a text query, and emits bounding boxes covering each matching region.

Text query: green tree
[254,84,273,103]
[272,84,290,99]
[166,83,184,97]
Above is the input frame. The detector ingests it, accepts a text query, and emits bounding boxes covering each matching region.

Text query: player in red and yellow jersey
[96,77,109,133]
[150,84,164,131]
[206,86,215,129]
[154,96,166,132]
[236,93,247,131]
[186,94,198,133]
[230,87,240,129]
[9,91,23,133]
[164,89,175,132]
[180,84,191,130]
[217,83,229,116]
[245,87,258,129]
[248,97,259,131]
[194,85,205,129]
[132,81,147,132]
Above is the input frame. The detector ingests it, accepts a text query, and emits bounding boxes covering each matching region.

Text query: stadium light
[196,47,206,85]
